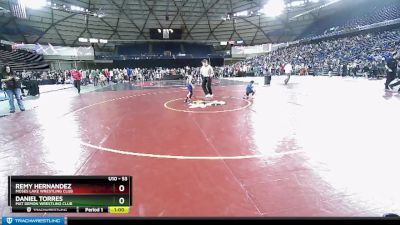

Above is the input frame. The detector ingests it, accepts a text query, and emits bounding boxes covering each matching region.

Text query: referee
[200,59,214,98]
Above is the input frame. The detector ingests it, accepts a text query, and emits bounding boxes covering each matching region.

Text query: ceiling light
[89,38,98,43]
[79,38,88,43]
[290,1,305,7]
[261,0,285,17]
[234,10,248,17]
[21,0,47,9]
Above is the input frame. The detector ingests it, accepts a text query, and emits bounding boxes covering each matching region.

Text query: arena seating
[229,27,400,77]
[116,43,149,56]
[300,0,400,39]
[182,43,213,57]
[113,43,215,59]
[0,48,49,72]
[152,43,181,55]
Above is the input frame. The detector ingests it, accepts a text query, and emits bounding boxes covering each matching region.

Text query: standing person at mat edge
[71,69,82,94]
[200,59,214,98]
[92,69,99,86]
[386,50,399,92]
[0,65,25,113]
[284,62,293,85]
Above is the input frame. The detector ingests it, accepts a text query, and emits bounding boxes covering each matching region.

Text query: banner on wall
[231,43,285,58]
[12,43,94,60]
[0,40,15,46]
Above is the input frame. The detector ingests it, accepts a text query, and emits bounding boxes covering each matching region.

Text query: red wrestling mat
[1,77,400,217]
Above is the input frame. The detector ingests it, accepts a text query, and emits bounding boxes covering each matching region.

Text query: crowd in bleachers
[68,66,223,88]
[300,0,400,39]
[224,28,400,78]
[30,66,219,87]
[2,64,225,97]
[11,24,400,91]
[0,45,50,72]
[3,3,400,94]
[4,29,400,90]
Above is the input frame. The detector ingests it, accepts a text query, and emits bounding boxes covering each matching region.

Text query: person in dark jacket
[0,65,25,113]
[387,51,399,92]
[371,61,379,79]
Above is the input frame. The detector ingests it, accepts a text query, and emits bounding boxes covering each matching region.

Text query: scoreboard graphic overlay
[8,176,132,214]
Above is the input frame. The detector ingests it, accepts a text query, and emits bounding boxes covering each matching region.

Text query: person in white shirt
[200,59,214,98]
[123,68,128,81]
[109,69,113,82]
[284,62,293,85]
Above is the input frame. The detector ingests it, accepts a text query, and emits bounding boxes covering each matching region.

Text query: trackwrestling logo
[2,217,64,225]
[188,100,226,109]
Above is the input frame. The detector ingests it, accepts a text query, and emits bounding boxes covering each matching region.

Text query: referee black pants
[284,73,291,85]
[389,72,400,89]
[202,77,212,95]
[385,72,396,89]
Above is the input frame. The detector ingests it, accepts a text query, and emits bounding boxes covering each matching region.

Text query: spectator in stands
[120,69,127,82]
[398,60,400,78]
[280,64,285,76]
[371,61,379,79]
[109,69,114,83]
[342,63,348,77]
[0,65,25,113]
[84,70,90,85]
[113,69,119,83]
[91,69,99,86]
[57,74,63,84]
[123,68,128,81]
[81,70,87,86]
[99,71,107,86]
[363,63,370,78]
[229,28,400,78]
[104,69,110,84]
[386,50,399,91]
[328,63,333,77]
[351,62,358,78]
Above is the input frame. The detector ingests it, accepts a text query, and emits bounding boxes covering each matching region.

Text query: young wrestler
[244,80,255,99]
[185,75,195,103]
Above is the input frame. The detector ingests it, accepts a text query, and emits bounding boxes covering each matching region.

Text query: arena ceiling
[0,0,345,51]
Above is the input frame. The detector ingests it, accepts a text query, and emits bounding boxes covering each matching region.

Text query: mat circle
[164,97,251,113]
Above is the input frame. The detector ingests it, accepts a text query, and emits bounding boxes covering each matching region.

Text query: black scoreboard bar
[8,176,132,214]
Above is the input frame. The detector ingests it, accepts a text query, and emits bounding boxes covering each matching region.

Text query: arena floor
[0,76,400,217]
